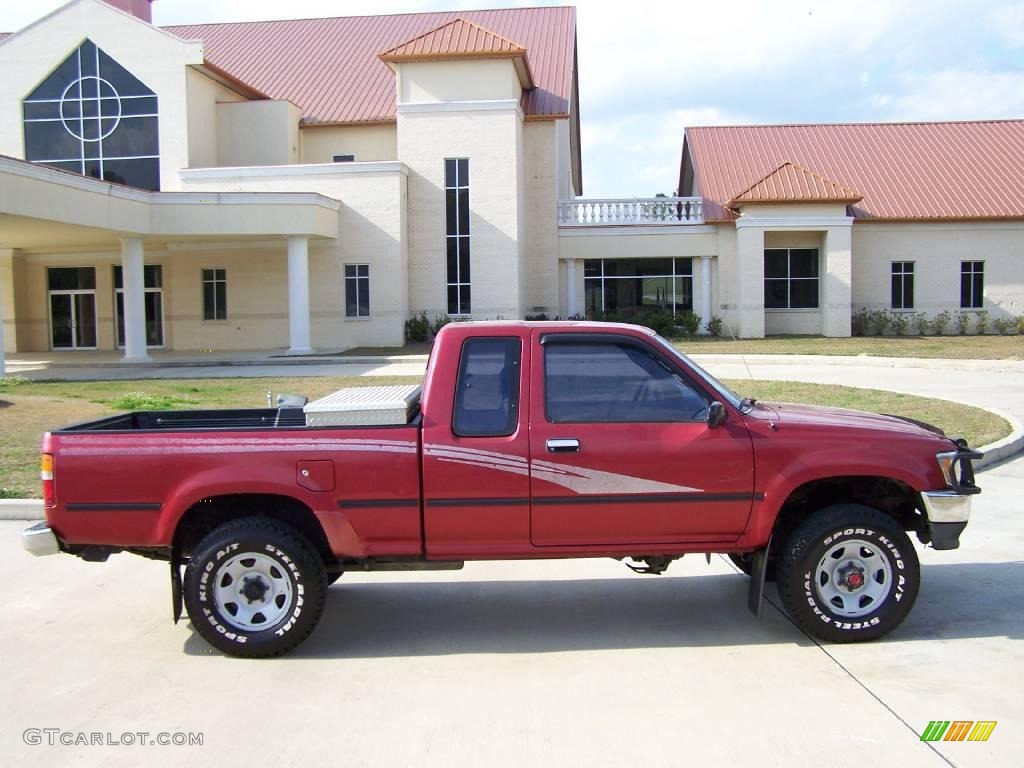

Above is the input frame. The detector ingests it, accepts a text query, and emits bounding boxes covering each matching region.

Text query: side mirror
[707,401,727,429]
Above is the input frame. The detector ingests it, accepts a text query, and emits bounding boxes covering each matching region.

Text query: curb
[2,404,1019,522]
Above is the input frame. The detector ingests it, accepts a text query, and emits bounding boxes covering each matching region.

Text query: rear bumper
[22,522,61,557]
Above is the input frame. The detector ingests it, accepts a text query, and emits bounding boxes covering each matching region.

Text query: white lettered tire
[777,504,920,643]
[183,517,327,658]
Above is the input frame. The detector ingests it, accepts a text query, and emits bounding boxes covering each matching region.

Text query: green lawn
[672,334,1024,359]
[0,375,1010,498]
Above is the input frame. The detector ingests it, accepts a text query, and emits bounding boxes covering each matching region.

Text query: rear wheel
[777,504,920,643]
[183,517,327,658]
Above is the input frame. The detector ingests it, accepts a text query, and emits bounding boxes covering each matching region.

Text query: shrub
[993,316,1015,335]
[890,312,909,336]
[864,309,889,336]
[404,312,429,343]
[975,310,989,335]
[0,488,23,499]
[705,316,723,337]
[639,310,677,337]
[109,392,181,411]
[430,315,452,338]
[933,310,951,335]
[566,313,585,321]
[524,313,549,321]
[913,312,931,335]
[954,310,970,335]
[851,308,869,336]
[676,311,702,337]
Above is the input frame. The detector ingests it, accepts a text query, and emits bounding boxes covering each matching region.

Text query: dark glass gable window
[202,269,227,321]
[345,264,370,318]
[23,39,160,190]
[445,158,471,315]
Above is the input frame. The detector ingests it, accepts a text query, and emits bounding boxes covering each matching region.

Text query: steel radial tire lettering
[776,503,921,643]
[183,517,328,658]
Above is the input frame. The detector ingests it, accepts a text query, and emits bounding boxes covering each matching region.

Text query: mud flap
[170,550,183,625]
[746,536,772,617]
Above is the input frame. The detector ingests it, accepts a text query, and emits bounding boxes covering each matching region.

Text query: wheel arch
[172,493,335,566]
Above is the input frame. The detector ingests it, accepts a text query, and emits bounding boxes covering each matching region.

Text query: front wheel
[776,504,920,643]
[183,517,328,658]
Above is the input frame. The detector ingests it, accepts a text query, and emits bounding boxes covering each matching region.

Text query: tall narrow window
[345,264,370,318]
[202,268,227,321]
[960,261,984,309]
[891,262,914,309]
[445,158,471,315]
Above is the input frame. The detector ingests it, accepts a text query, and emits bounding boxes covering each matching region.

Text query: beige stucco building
[1,0,1022,365]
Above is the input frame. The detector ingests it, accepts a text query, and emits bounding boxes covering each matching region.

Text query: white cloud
[989,3,1024,47]
[886,69,1024,120]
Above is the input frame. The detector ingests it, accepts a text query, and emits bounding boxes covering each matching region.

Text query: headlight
[936,451,958,487]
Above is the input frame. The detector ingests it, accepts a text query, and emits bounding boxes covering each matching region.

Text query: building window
[584,258,692,318]
[891,261,914,309]
[764,248,819,309]
[22,39,160,190]
[961,261,984,309]
[114,265,164,347]
[202,269,227,321]
[332,154,355,162]
[445,158,471,315]
[345,264,370,318]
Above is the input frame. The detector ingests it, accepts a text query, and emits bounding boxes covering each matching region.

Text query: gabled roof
[379,18,534,89]
[163,6,575,125]
[683,120,1024,222]
[728,161,862,207]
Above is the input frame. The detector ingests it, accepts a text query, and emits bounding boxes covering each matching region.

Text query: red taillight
[41,453,55,508]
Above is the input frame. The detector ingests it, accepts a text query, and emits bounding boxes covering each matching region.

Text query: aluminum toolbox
[303,384,422,427]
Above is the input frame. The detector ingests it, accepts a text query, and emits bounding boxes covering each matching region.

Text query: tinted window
[452,338,520,437]
[545,341,707,423]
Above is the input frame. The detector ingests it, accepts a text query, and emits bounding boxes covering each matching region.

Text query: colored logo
[921,721,997,742]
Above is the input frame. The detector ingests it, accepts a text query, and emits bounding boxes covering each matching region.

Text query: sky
[2,0,1023,197]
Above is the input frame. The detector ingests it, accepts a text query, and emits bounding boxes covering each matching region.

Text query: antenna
[722,317,755,383]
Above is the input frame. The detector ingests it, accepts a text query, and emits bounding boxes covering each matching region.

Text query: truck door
[421,334,532,557]
[528,332,754,547]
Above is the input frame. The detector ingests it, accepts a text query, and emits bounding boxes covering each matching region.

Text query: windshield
[653,335,744,409]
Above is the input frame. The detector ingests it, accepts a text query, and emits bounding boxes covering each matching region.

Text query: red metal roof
[684,120,1024,222]
[728,161,862,206]
[165,6,575,125]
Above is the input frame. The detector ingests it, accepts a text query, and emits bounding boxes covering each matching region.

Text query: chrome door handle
[546,438,580,453]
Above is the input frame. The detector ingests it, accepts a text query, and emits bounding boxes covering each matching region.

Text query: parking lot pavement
[2,458,1021,768]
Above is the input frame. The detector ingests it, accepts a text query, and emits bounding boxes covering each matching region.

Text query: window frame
[583,257,694,317]
[201,267,227,322]
[890,261,915,310]
[960,260,984,309]
[344,263,370,319]
[451,336,521,438]
[541,334,711,425]
[763,248,820,310]
[444,157,471,317]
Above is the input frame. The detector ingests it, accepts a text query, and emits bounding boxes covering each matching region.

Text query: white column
[699,255,713,333]
[287,236,313,354]
[822,224,853,337]
[735,224,766,338]
[0,248,11,376]
[120,238,150,362]
[566,259,578,318]
[0,269,5,376]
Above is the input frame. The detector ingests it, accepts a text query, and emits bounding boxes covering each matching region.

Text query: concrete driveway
[2,456,1022,767]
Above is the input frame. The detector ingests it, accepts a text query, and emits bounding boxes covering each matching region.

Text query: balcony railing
[558,197,704,226]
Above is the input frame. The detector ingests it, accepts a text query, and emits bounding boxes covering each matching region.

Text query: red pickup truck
[22,321,981,657]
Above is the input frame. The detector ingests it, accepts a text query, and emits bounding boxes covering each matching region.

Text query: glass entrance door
[114,265,164,348]
[48,268,98,350]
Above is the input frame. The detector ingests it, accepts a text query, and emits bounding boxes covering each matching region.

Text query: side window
[545,341,707,423]
[452,337,521,437]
